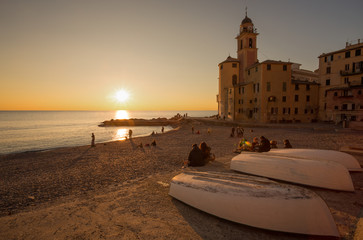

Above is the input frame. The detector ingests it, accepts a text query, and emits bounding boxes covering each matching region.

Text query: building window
[306,95,310,102]
[356,49,361,56]
[342,104,347,110]
[324,103,327,110]
[283,108,286,114]
[288,108,291,114]
[295,95,299,102]
[240,40,243,49]
[271,108,274,114]
[345,64,350,71]
[220,64,223,70]
[267,64,271,70]
[242,87,244,93]
[334,92,338,96]
[254,98,257,103]
[232,63,237,68]
[304,109,308,114]
[267,82,271,91]
[282,96,286,102]
[283,65,287,71]
[326,79,330,86]
[239,87,241,94]
[295,84,299,90]
[344,77,349,84]
[255,67,258,72]
[326,67,331,74]
[248,70,250,75]
[282,82,287,92]
[311,109,313,114]
[268,96,276,102]
[232,75,237,85]
[249,38,253,48]
[345,51,351,58]
[306,85,310,91]
[294,108,298,114]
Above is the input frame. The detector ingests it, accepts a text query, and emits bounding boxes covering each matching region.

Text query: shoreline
[0,118,363,239]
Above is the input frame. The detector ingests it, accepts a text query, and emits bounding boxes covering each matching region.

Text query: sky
[1,0,362,111]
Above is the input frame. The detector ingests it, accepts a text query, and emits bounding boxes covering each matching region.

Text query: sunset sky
[1,0,362,111]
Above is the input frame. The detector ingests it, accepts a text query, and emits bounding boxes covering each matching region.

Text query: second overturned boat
[269,148,362,172]
[230,152,355,191]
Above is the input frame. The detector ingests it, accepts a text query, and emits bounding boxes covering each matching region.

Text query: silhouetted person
[258,136,271,152]
[270,140,278,148]
[151,140,156,146]
[161,126,164,133]
[188,144,204,167]
[129,129,133,139]
[199,142,215,163]
[284,139,292,148]
[91,133,95,147]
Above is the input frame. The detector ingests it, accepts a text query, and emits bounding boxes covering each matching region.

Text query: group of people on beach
[187,142,215,167]
[234,137,292,153]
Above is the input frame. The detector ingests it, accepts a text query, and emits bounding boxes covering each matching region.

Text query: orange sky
[1,0,362,111]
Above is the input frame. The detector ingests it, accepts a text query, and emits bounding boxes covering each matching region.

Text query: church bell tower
[236,8,258,83]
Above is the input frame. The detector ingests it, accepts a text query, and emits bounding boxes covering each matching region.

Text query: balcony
[340,69,363,76]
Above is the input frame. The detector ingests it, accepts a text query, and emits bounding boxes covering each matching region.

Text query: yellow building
[217,12,319,123]
[318,40,363,126]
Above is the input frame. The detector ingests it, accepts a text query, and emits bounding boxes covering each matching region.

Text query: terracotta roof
[219,56,239,65]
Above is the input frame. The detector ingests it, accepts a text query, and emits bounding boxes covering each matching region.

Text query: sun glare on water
[115,110,129,119]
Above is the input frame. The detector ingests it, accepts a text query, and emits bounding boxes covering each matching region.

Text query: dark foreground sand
[0,118,362,240]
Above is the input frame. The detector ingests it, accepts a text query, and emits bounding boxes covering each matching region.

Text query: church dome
[242,16,252,24]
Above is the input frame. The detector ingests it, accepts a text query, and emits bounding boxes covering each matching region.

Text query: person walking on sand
[91,133,95,147]
[161,126,164,133]
[129,129,133,139]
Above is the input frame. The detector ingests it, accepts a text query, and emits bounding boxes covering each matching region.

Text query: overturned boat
[169,170,339,237]
[230,152,354,191]
[269,148,362,172]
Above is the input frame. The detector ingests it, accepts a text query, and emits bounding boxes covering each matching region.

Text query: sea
[0,110,217,155]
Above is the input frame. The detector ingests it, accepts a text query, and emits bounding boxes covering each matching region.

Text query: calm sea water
[0,110,217,155]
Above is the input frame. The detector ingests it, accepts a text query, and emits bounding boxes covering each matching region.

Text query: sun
[114,89,130,103]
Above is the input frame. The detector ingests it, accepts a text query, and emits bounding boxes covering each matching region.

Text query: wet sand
[0,118,362,240]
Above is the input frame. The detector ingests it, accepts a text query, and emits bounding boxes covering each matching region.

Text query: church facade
[217,13,319,123]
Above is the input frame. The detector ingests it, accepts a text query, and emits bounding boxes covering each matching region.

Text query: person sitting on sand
[283,139,292,148]
[249,137,258,151]
[137,142,143,148]
[258,136,271,152]
[199,142,215,163]
[151,140,156,146]
[270,140,278,148]
[187,144,205,167]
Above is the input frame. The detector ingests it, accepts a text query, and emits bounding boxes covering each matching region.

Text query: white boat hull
[169,171,339,237]
[231,152,354,191]
[269,148,362,172]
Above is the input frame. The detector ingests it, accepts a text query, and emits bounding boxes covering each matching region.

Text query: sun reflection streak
[113,129,128,141]
[115,110,130,119]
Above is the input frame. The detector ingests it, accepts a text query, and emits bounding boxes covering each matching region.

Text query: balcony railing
[340,69,363,76]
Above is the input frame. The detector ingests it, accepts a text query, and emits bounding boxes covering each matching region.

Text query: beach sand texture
[0,118,363,240]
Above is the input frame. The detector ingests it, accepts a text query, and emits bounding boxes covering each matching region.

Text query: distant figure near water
[129,129,133,139]
[91,133,95,147]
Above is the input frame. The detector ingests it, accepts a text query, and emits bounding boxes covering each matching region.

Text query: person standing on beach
[129,129,133,139]
[161,126,164,133]
[91,133,95,147]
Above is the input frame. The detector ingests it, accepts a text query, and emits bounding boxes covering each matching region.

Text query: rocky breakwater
[98,117,181,127]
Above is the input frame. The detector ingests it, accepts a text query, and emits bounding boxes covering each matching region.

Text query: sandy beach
[0,118,362,240]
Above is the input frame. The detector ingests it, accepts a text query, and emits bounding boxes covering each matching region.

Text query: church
[217,12,319,123]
